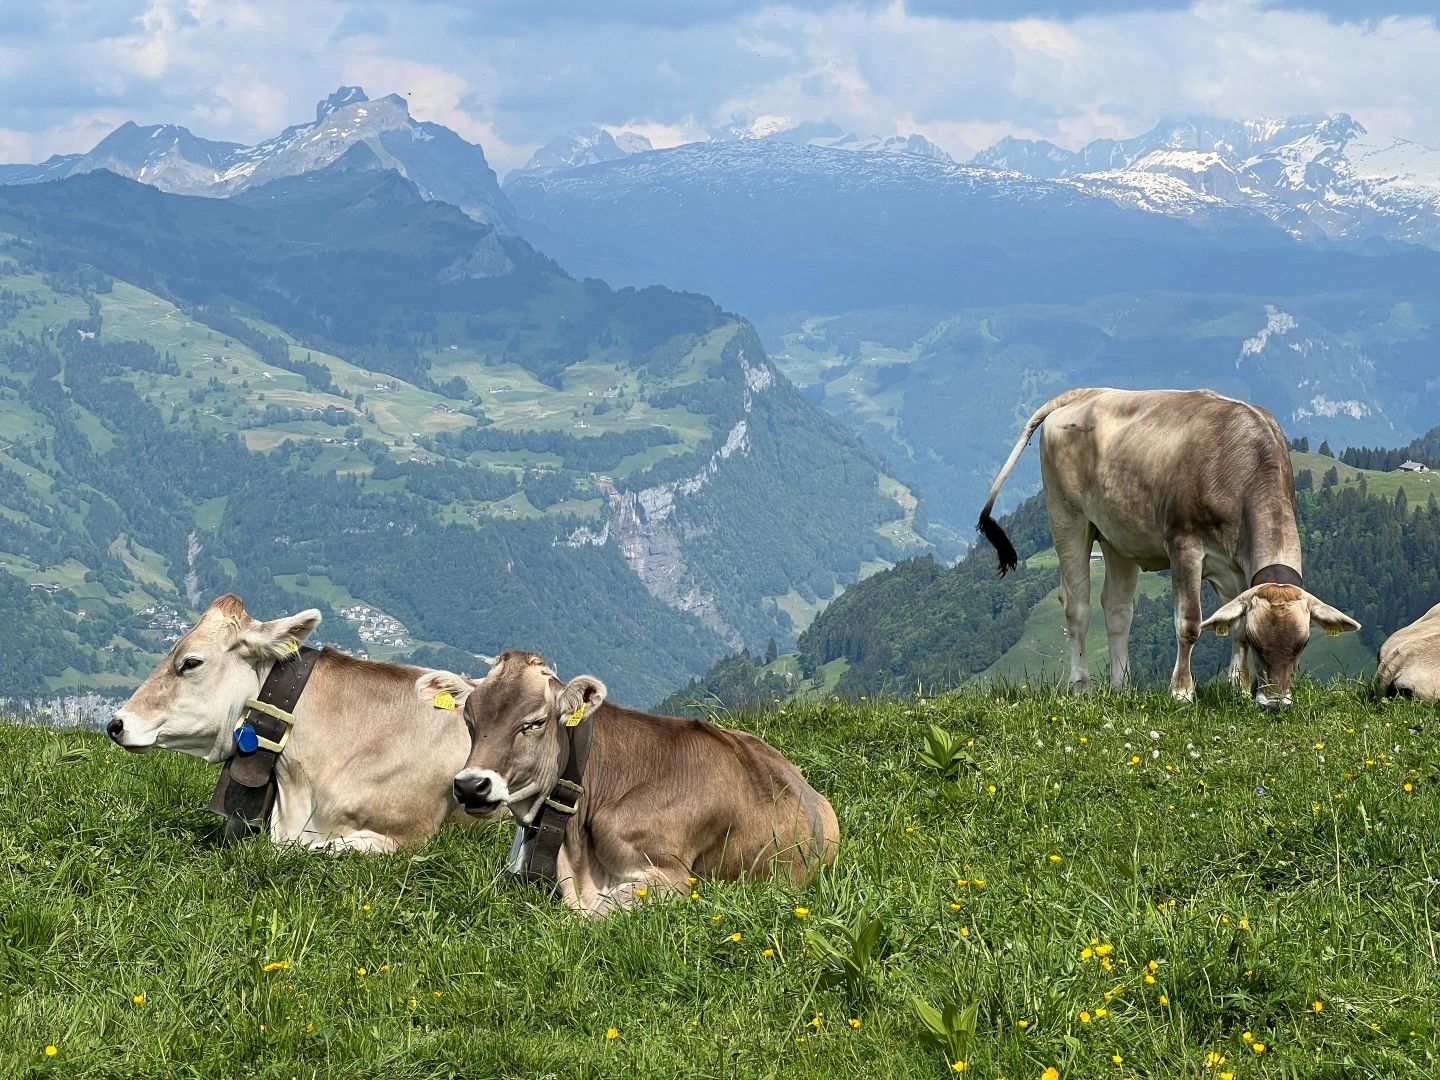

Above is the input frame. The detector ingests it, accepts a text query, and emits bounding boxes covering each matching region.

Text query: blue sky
[2,1,1437,173]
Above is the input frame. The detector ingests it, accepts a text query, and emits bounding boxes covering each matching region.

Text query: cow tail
[977,388,1098,577]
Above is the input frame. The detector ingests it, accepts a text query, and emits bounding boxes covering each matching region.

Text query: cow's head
[1199,583,1359,710]
[452,651,606,821]
[109,594,321,760]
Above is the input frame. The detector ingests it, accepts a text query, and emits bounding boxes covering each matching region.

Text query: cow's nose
[107,716,124,741]
[453,773,492,805]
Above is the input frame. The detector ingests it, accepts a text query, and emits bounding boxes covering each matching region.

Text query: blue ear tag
[236,723,260,754]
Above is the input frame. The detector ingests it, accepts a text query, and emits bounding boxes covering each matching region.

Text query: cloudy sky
[2,1,1438,174]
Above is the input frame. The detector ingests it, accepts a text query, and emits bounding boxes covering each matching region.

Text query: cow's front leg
[1053,520,1097,693]
[597,865,692,916]
[302,830,399,855]
[1168,542,1205,703]
[1100,545,1140,690]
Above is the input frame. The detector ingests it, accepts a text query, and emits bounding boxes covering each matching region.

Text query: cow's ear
[238,609,321,660]
[416,670,476,711]
[1199,597,1248,637]
[556,675,606,724]
[1308,597,1360,637]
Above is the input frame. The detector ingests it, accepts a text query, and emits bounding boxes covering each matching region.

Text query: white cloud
[2,0,1438,172]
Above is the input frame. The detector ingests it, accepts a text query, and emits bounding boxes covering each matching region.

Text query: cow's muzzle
[453,771,505,816]
[1252,686,1293,712]
[107,712,153,754]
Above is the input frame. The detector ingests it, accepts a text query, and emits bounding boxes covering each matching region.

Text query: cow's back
[1039,388,1290,567]
[586,709,838,883]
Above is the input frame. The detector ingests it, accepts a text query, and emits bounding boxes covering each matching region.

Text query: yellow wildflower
[1206,1051,1226,1067]
[1238,917,1249,931]
[987,784,997,794]
[1081,947,1094,960]
[1144,974,1156,985]
[1018,1018,1030,1030]
[356,967,367,977]
[959,926,970,937]
[1313,1000,1325,1013]
[1042,1070,1060,1080]
[1080,1011,1092,1024]
[1220,1074,1234,1080]
[1112,1053,1124,1065]
[794,907,810,918]
[809,1015,823,1030]
[847,1018,862,1029]
[762,948,775,957]
[262,961,290,973]
[951,1062,968,1073]
[1095,1008,1108,1019]
[44,1046,57,1058]
[1241,1032,1254,1044]
[635,887,648,899]
[1404,782,1414,793]
[1251,1042,1266,1054]
[1147,959,1159,972]
[950,902,963,912]
[687,876,698,885]
[1049,854,1063,864]
[973,878,985,887]
[730,932,742,943]
[361,903,371,913]
[1095,943,1114,957]
[690,891,700,901]
[132,993,145,1005]
[606,1027,619,1040]
[1158,995,1170,1006]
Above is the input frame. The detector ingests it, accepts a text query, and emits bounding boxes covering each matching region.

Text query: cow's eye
[519,716,547,733]
[179,656,204,674]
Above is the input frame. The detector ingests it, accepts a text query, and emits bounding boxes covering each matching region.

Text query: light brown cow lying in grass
[109,594,479,852]
[449,651,839,916]
[1375,602,1440,699]
[978,387,1360,709]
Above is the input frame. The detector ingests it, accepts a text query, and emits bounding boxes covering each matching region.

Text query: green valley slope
[0,166,927,704]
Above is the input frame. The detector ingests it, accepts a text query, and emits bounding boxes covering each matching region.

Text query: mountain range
[0,88,514,230]
[970,114,1440,249]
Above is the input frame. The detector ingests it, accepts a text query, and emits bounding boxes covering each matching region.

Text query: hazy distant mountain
[0,87,515,230]
[713,116,953,162]
[972,114,1440,249]
[513,124,655,176]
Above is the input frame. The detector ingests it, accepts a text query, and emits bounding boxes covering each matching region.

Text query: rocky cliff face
[565,346,778,644]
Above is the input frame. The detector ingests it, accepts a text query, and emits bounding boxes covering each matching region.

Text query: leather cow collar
[1250,563,1305,590]
[208,645,322,830]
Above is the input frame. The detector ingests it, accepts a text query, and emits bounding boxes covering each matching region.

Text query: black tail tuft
[977,511,1019,577]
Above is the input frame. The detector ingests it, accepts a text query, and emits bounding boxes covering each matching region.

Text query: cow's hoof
[1171,687,1196,704]
[1068,680,1091,696]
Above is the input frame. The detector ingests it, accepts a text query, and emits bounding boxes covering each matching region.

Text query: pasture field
[1,682,1437,1078]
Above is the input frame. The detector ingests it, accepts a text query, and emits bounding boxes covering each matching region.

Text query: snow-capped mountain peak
[972,113,1440,249]
[513,124,655,177]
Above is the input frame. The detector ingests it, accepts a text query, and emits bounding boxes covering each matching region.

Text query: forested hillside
[0,165,926,704]
[665,452,1440,707]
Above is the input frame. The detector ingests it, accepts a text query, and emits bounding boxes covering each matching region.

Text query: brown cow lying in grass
[450,651,839,916]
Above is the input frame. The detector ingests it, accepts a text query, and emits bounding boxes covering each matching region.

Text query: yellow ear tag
[1324,626,1341,637]
[1214,625,1229,637]
[433,691,457,711]
[566,703,587,727]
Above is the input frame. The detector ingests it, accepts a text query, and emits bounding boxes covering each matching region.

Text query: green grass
[6,683,1434,1076]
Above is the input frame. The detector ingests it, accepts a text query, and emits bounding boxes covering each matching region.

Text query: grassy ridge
[2,683,1437,1077]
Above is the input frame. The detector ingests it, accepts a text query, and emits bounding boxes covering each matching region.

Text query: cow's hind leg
[1052,512,1098,693]
[1168,540,1205,703]
[1100,544,1140,690]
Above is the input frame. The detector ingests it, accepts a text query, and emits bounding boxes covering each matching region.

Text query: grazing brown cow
[449,651,839,916]
[1375,602,1440,699]
[978,387,1360,708]
[109,594,480,852]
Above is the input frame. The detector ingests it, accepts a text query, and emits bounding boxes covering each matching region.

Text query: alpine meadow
[4,4,1440,1079]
